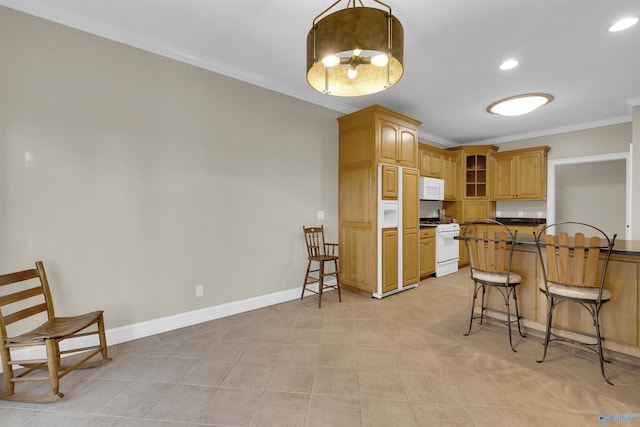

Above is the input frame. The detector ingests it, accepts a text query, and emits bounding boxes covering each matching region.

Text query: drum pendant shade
[306,2,404,97]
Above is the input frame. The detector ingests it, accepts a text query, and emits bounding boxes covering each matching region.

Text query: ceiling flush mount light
[487,93,554,116]
[609,16,639,32]
[499,59,519,70]
[306,0,404,96]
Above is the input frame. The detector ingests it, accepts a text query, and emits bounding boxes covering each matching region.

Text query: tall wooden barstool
[301,226,341,308]
[534,222,617,384]
[462,220,526,352]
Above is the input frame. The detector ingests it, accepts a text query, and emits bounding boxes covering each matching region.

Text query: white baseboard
[2,284,310,373]
[107,285,304,345]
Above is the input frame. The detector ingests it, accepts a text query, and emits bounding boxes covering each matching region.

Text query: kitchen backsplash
[420,200,547,220]
[496,200,547,219]
[420,200,443,218]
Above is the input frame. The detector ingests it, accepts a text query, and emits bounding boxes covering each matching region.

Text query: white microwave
[420,177,445,200]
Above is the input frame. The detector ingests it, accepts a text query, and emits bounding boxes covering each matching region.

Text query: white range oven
[435,223,460,277]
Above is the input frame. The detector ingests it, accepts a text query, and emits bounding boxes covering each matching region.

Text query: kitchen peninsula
[469,235,640,360]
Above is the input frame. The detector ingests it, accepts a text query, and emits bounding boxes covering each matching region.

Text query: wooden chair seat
[0,261,111,402]
[6,311,104,344]
[539,282,612,302]
[472,270,522,286]
[308,254,339,263]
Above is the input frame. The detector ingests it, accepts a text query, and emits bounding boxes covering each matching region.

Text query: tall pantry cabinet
[337,105,421,297]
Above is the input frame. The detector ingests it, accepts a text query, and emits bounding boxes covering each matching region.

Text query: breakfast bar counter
[458,235,640,360]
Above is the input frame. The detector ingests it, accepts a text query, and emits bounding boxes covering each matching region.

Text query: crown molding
[419,131,456,147]
[468,115,632,146]
[626,96,640,107]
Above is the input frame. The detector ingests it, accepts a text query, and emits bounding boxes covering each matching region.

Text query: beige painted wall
[0,7,340,329]
[494,122,632,232]
[494,122,632,159]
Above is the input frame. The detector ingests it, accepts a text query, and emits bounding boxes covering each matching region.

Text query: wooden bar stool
[462,220,526,352]
[534,222,617,384]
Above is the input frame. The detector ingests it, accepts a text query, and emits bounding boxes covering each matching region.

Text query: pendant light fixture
[306,0,404,97]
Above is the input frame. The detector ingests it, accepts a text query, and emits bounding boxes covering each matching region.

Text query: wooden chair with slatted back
[0,261,111,402]
[462,220,526,351]
[534,222,616,384]
[302,226,342,308]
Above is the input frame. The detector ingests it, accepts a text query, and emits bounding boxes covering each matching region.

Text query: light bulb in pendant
[348,65,358,79]
[322,55,340,67]
[371,54,389,67]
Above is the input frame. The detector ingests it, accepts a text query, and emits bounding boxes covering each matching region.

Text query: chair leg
[594,306,613,385]
[0,343,15,396]
[464,282,481,336]
[98,314,110,361]
[318,261,324,309]
[512,288,526,338]
[479,285,487,325]
[505,288,516,352]
[301,260,312,300]
[537,297,555,363]
[45,339,63,398]
[334,259,342,303]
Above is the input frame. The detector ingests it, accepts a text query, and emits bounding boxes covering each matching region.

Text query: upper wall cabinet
[338,105,421,170]
[442,151,459,200]
[378,116,420,168]
[419,143,459,199]
[449,145,498,200]
[493,146,550,200]
[419,144,443,178]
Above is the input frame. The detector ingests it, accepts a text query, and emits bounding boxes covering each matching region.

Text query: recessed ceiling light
[499,59,519,70]
[609,17,639,32]
[487,93,553,116]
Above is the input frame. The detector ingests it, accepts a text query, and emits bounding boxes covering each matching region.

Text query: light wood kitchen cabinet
[420,227,436,278]
[419,144,443,178]
[443,146,497,266]
[418,143,459,199]
[337,106,422,295]
[442,151,459,200]
[493,146,550,200]
[449,145,498,200]
[381,228,398,293]
[380,164,398,200]
[403,168,420,286]
[444,200,496,267]
[465,153,488,198]
[487,223,543,238]
[378,118,419,168]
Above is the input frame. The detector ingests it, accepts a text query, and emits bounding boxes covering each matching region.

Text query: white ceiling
[2,0,640,145]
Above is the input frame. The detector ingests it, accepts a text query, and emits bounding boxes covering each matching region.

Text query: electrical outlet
[518,211,524,218]
[195,284,204,298]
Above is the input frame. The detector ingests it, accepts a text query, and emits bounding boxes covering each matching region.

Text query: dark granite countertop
[496,217,546,226]
[456,233,640,256]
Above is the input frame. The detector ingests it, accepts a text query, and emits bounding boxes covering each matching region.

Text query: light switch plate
[317,210,325,221]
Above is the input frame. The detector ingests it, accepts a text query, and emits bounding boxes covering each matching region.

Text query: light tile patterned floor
[2,267,640,426]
